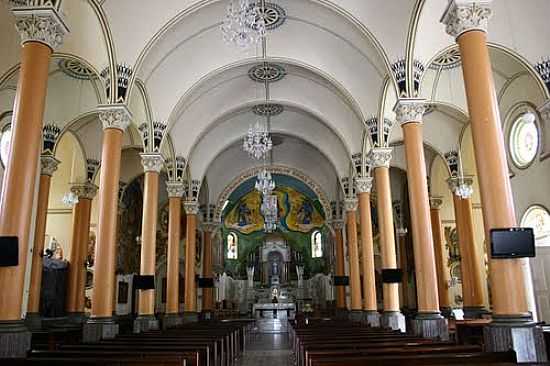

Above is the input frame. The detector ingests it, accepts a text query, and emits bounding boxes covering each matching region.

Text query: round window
[509,112,539,168]
[0,125,12,168]
[521,205,550,246]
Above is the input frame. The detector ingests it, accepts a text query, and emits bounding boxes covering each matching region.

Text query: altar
[252,302,296,318]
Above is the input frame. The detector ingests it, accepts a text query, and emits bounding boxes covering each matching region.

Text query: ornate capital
[369,147,393,168]
[330,219,344,231]
[201,222,219,233]
[538,100,550,124]
[98,104,132,131]
[184,201,200,215]
[10,3,69,51]
[166,181,185,198]
[394,98,426,125]
[355,177,373,194]
[70,182,97,200]
[344,198,358,212]
[140,153,163,173]
[441,0,493,40]
[40,154,59,176]
[430,196,444,209]
[447,176,474,197]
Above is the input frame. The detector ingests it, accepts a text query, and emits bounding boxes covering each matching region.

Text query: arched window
[311,230,323,258]
[0,124,12,168]
[509,112,539,168]
[521,205,550,247]
[227,232,238,259]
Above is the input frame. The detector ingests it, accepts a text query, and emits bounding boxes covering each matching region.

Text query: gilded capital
[429,196,444,209]
[184,201,200,215]
[166,181,185,198]
[330,219,344,231]
[40,154,60,176]
[441,0,493,40]
[344,198,358,212]
[447,176,474,198]
[368,147,392,168]
[9,2,69,51]
[98,104,132,131]
[71,183,98,200]
[394,98,426,125]
[140,153,163,173]
[355,177,373,194]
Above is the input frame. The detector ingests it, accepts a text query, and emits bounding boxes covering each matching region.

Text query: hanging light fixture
[255,168,275,195]
[243,120,273,160]
[221,0,266,49]
[62,191,79,207]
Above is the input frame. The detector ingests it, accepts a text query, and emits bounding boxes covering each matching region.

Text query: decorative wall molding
[42,123,60,154]
[98,104,132,131]
[441,0,493,40]
[86,159,100,182]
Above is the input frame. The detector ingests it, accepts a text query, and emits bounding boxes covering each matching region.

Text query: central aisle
[239,333,291,366]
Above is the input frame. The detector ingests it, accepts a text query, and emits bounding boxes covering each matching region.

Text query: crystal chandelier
[243,121,272,160]
[62,191,79,207]
[261,194,278,232]
[455,178,473,199]
[221,0,266,49]
[255,168,275,195]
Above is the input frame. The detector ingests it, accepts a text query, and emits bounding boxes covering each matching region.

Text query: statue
[272,260,279,276]
[246,266,255,288]
[296,265,304,288]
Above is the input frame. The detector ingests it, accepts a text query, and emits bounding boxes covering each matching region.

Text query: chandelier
[261,194,278,232]
[221,0,266,49]
[255,168,275,195]
[62,191,79,207]
[455,178,473,199]
[243,121,272,160]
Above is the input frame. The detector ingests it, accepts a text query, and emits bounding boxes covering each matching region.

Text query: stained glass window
[509,113,539,168]
[311,230,323,258]
[0,124,11,168]
[227,232,238,259]
[521,205,550,247]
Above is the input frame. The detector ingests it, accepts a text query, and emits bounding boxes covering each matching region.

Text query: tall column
[396,228,410,310]
[442,2,546,361]
[25,156,60,330]
[395,99,448,339]
[134,154,163,333]
[370,148,406,332]
[183,201,199,322]
[65,183,97,324]
[83,105,131,343]
[201,223,216,314]
[163,181,185,329]
[332,220,346,310]
[447,178,488,318]
[345,198,362,320]
[0,3,68,357]
[429,197,452,317]
[356,177,380,326]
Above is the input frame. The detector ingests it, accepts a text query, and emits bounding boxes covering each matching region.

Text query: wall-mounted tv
[381,269,403,283]
[490,228,536,259]
[333,276,349,286]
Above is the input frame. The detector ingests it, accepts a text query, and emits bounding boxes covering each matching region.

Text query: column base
[412,312,449,340]
[440,307,453,319]
[463,306,490,319]
[162,313,183,330]
[66,312,87,325]
[381,311,406,332]
[133,315,159,334]
[83,317,119,343]
[0,320,31,358]
[335,308,349,320]
[24,312,43,331]
[484,314,547,363]
[200,311,214,321]
[182,312,199,323]
[349,310,363,322]
[363,310,381,327]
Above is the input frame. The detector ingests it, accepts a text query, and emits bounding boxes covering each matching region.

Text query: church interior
[1,0,550,364]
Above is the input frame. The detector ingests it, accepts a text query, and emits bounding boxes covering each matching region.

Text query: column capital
[201,222,219,233]
[330,219,345,230]
[9,1,69,51]
[40,154,60,176]
[430,196,444,209]
[355,176,374,194]
[184,201,200,215]
[140,153,163,173]
[538,100,550,123]
[369,147,393,168]
[166,181,185,198]
[441,0,493,40]
[396,227,408,237]
[447,176,474,198]
[98,104,132,131]
[70,182,98,200]
[344,198,358,212]
[393,98,426,125]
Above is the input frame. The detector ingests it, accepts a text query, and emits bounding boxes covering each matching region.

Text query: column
[395,99,448,339]
[25,155,60,330]
[345,198,362,321]
[134,153,163,333]
[65,183,97,324]
[356,177,380,326]
[429,197,453,317]
[163,181,185,329]
[370,148,406,332]
[396,228,410,311]
[0,3,68,358]
[447,178,487,318]
[83,105,131,342]
[183,201,199,322]
[201,223,216,315]
[332,220,346,310]
[442,2,545,361]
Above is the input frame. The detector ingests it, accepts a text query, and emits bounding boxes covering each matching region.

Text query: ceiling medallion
[431,48,462,70]
[248,63,286,83]
[58,59,94,80]
[252,2,287,31]
[252,103,284,116]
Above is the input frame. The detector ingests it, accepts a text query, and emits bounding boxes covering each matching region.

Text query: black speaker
[333,276,349,286]
[381,269,403,283]
[0,236,18,267]
[134,275,155,290]
[198,278,214,288]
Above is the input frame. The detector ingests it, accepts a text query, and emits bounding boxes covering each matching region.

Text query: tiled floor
[239,333,291,366]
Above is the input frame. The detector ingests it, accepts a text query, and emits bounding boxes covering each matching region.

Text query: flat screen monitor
[490,228,535,259]
[381,269,403,283]
[0,236,18,267]
[198,278,215,288]
[134,275,155,290]
[333,276,349,286]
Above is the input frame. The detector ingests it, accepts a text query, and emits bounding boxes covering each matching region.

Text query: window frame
[226,231,238,259]
[521,204,550,247]
[311,230,323,258]
[507,109,541,170]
